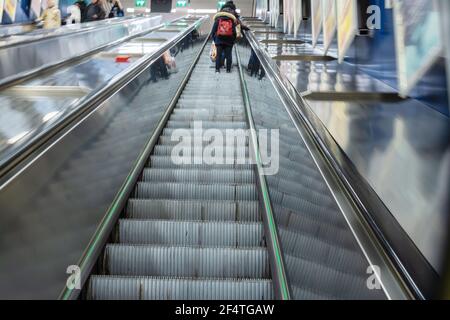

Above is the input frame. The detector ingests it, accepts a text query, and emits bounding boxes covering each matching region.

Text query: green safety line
[235,47,290,300]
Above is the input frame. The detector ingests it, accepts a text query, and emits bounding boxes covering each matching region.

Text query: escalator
[86,43,274,300]
[82,41,389,300]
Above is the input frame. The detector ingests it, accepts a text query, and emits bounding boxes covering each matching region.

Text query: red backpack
[216,18,234,37]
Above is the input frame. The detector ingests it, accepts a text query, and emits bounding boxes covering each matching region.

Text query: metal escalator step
[281,193,343,225]
[277,178,337,208]
[176,102,244,109]
[291,285,336,300]
[166,120,247,129]
[158,135,249,146]
[284,254,385,300]
[173,107,244,114]
[126,199,261,222]
[153,144,249,157]
[274,206,358,249]
[148,156,253,169]
[278,228,368,274]
[104,245,270,278]
[169,113,245,121]
[134,182,258,201]
[277,167,328,193]
[88,276,274,300]
[118,220,264,247]
[141,168,255,184]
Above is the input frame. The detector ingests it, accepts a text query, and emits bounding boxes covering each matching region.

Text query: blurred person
[75,0,88,22]
[85,0,106,22]
[108,0,124,18]
[66,2,81,24]
[212,6,237,73]
[37,0,62,29]
[221,0,250,38]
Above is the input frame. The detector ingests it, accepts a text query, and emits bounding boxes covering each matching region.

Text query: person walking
[211,7,237,73]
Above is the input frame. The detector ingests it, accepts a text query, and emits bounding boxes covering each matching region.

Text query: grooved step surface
[118,220,264,247]
[87,43,273,300]
[105,245,270,278]
[134,182,258,201]
[126,199,261,222]
[88,276,274,300]
[142,168,255,184]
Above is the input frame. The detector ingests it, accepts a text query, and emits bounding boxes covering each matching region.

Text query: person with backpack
[211,8,237,73]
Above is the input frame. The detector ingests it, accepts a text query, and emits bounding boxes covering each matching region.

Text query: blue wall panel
[1,0,82,24]
[340,0,448,116]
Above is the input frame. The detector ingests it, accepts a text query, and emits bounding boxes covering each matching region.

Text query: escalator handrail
[59,22,211,300]
[0,15,176,89]
[0,16,209,187]
[0,16,148,50]
[243,29,416,300]
[235,45,291,300]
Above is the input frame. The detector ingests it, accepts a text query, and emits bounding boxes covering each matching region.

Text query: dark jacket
[85,3,106,22]
[212,12,237,47]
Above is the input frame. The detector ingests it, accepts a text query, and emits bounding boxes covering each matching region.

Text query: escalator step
[105,245,270,278]
[118,220,264,247]
[126,199,261,222]
[275,207,359,249]
[279,228,368,274]
[173,108,244,115]
[170,114,245,122]
[88,276,274,300]
[153,144,249,157]
[158,136,249,146]
[166,120,247,129]
[134,182,258,201]
[284,255,385,300]
[141,168,255,184]
[149,156,252,169]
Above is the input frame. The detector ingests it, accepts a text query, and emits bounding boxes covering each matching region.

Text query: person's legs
[220,51,225,68]
[216,45,224,72]
[225,45,233,72]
